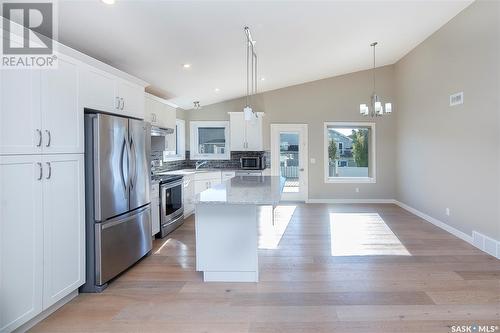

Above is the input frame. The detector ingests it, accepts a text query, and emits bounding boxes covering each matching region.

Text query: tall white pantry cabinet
[0,51,145,331]
[0,53,85,332]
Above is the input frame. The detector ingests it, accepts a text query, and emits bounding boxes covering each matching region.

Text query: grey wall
[186,65,398,200]
[395,0,500,240]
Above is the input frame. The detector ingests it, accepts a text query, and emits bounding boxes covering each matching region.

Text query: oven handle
[160,179,183,190]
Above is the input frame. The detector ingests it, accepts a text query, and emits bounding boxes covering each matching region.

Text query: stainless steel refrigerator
[81,112,152,293]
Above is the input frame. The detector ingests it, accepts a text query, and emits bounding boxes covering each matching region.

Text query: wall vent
[449,92,464,106]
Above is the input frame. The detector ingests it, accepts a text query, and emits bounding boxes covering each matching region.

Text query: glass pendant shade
[374,101,382,114]
[359,104,367,114]
[385,103,392,113]
[243,106,253,121]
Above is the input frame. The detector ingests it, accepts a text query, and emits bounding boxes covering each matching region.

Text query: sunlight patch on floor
[329,213,411,256]
[258,205,296,249]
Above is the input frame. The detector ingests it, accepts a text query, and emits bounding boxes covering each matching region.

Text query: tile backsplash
[151,150,270,173]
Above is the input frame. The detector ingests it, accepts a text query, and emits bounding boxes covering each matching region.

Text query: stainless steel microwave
[240,156,266,170]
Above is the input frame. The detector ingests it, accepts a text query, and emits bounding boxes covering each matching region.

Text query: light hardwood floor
[31,204,500,333]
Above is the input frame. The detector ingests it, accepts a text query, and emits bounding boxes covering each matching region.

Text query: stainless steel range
[153,175,184,238]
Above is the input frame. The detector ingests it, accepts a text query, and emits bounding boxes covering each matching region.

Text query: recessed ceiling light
[260,77,266,81]
[101,0,115,4]
[182,63,191,69]
[214,88,220,92]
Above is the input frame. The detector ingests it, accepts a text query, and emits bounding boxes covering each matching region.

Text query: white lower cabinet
[0,155,43,332]
[151,183,160,236]
[0,154,85,332]
[42,154,85,309]
[183,175,195,217]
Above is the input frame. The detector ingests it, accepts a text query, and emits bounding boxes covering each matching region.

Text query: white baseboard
[394,200,500,260]
[306,198,396,204]
[393,200,473,244]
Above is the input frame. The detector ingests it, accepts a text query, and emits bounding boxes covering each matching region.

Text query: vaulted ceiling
[58,1,472,109]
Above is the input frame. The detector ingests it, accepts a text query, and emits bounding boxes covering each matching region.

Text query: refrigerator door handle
[120,137,128,192]
[125,134,132,191]
[129,137,137,189]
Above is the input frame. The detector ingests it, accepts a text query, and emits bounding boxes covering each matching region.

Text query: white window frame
[190,121,230,160]
[164,119,186,161]
[324,122,376,184]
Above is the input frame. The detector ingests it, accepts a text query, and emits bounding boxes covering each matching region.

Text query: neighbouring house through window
[324,122,376,183]
[190,121,230,160]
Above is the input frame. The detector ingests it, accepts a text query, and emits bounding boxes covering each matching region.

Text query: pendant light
[360,42,392,117]
[243,26,258,121]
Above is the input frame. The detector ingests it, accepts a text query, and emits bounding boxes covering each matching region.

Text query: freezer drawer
[95,205,152,285]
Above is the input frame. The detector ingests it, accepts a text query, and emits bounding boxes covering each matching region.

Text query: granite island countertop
[195,176,285,205]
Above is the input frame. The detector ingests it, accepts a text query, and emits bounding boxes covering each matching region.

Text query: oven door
[160,180,183,223]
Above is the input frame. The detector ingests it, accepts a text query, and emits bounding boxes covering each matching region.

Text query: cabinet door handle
[45,130,51,147]
[46,162,52,179]
[36,162,43,180]
[116,96,120,109]
[121,98,125,110]
[36,129,42,147]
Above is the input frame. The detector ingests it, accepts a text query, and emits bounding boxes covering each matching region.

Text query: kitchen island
[195,176,284,282]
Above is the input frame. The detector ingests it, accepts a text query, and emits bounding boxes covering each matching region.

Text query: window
[190,121,230,160]
[164,119,186,161]
[324,122,375,183]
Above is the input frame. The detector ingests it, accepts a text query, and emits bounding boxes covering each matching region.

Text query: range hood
[151,125,175,153]
[151,126,174,136]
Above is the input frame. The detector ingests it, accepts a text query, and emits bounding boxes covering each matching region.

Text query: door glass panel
[279,132,300,193]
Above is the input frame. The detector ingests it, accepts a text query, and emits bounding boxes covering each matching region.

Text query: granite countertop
[195,176,285,205]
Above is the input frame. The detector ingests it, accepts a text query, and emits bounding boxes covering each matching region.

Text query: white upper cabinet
[0,155,43,332]
[0,69,42,155]
[229,112,264,151]
[117,79,145,119]
[145,93,176,129]
[41,56,83,154]
[80,67,145,119]
[42,154,85,309]
[79,66,117,113]
[0,55,83,155]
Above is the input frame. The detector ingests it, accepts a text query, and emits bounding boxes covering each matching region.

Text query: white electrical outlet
[446,208,450,216]
[355,187,360,193]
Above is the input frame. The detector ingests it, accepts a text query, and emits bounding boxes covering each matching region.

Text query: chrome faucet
[195,160,208,170]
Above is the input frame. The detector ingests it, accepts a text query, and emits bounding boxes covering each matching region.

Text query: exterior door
[0,155,43,332]
[42,154,85,309]
[271,124,308,201]
[128,119,150,211]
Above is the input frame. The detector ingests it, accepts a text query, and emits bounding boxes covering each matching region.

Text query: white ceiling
[58,0,472,109]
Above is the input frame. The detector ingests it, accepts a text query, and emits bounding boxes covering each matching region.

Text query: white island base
[195,204,258,282]
[194,176,284,283]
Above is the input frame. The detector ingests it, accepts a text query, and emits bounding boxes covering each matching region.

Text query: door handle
[36,129,42,147]
[120,137,128,192]
[45,162,52,179]
[45,130,51,147]
[129,137,137,189]
[299,168,304,172]
[36,162,43,180]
